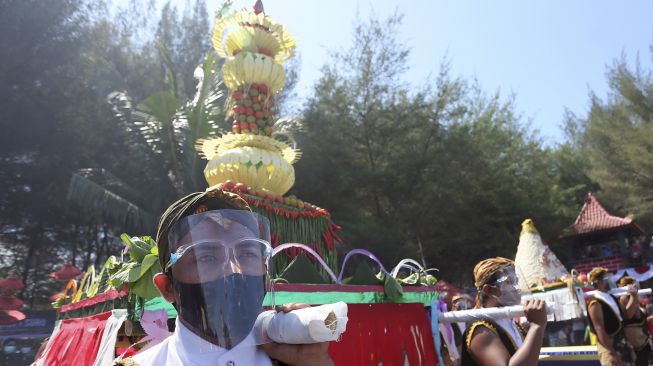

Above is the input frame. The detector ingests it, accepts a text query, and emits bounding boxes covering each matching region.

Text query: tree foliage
[566,54,653,229]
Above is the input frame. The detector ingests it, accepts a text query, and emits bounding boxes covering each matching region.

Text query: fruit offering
[230,82,276,136]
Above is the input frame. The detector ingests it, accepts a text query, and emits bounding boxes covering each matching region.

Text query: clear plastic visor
[165,210,273,351]
[166,209,272,279]
[488,267,528,306]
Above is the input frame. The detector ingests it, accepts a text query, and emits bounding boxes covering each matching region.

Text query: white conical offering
[515,219,569,289]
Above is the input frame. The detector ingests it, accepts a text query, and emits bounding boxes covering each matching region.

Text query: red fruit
[223,181,236,190]
[275,195,283,203]
[251,82,259,89]
[239,122,249,130]
[256,190,266,198]
[246,108,254,116]
[233,91,243,100]
[249,122,258,130]
[247,188,257,195]
[255,111,264,119]
[258,84,268,94]
[251,96,260,104]
[234,183,247,192]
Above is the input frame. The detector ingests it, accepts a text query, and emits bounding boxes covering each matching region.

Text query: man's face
[171,218,263,284]
[452,299,472,311]
[595,276,610,292]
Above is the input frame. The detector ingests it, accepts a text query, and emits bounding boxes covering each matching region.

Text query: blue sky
[205,1,653,144]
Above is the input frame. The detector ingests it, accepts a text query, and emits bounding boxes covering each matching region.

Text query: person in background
[461,257,548,366]
[451,295,474,352]
[587,267,635,366]
[617,276,651,366]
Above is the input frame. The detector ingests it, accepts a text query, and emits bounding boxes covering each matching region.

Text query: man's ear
[153,272,175,303]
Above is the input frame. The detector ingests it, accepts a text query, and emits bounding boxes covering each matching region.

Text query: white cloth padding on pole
[438,302,555,323]
[255,302,348,344]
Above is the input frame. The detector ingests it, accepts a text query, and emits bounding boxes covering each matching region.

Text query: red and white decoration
[612,264,653,283]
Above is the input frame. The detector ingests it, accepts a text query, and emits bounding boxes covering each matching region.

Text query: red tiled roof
[560,194,642,238]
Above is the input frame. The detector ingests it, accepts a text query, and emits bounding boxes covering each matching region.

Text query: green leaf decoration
[131,267,162,299]
[140,254,159,276]
[280,253,330,284]
[383,274,404,301]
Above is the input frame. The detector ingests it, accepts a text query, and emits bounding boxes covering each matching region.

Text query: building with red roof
[559,193,644,273]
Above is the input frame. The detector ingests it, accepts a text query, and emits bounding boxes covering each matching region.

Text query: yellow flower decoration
[222,52,286,94]
[213,11,296,62]
[197,134,300,164]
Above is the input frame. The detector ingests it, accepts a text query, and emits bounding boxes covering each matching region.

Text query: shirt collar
[171,318,260,365]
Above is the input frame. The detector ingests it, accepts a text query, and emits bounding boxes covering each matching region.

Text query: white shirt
[495,319,524,348]
[130,319,273,366]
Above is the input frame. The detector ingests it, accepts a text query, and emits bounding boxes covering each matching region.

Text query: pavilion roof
[559,194,643,239]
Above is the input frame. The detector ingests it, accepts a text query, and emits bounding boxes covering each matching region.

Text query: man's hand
[261,302,335,366]
[275,302,310,313]
[523,299,547,327]
[607,350,623,366]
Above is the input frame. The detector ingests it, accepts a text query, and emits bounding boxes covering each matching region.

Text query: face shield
[452,295,473,311]
[166,209,272,350]
[596,274,617,291]
[486,266,525,307]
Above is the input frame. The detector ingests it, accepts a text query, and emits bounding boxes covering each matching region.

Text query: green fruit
[253,103,261,111]
[256,119,266,127]
[243,99,253,107]
[249,88,259,97]
[247,116,256,123]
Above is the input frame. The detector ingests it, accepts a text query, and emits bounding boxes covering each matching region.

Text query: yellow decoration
[204,145,295,195]
[213,11,296,62]
[224,28,280,59]
[197,133,300,164]
[222,52,286,94]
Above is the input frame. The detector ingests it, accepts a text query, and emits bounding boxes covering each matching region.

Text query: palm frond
[67,170,157,233]
[272,117,304,149]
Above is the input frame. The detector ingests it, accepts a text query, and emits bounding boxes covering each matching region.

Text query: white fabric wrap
[255,302,348,344]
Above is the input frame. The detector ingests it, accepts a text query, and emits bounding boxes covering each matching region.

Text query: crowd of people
[439,258,653,366]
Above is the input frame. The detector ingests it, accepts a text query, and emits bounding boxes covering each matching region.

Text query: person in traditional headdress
[587,267,635,366]
[118,187,333,366]
[450,295,473,351]
[461,257,547,366]
[617,276,651,366]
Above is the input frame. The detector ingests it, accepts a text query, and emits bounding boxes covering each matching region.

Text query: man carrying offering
[461,257,548,366]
